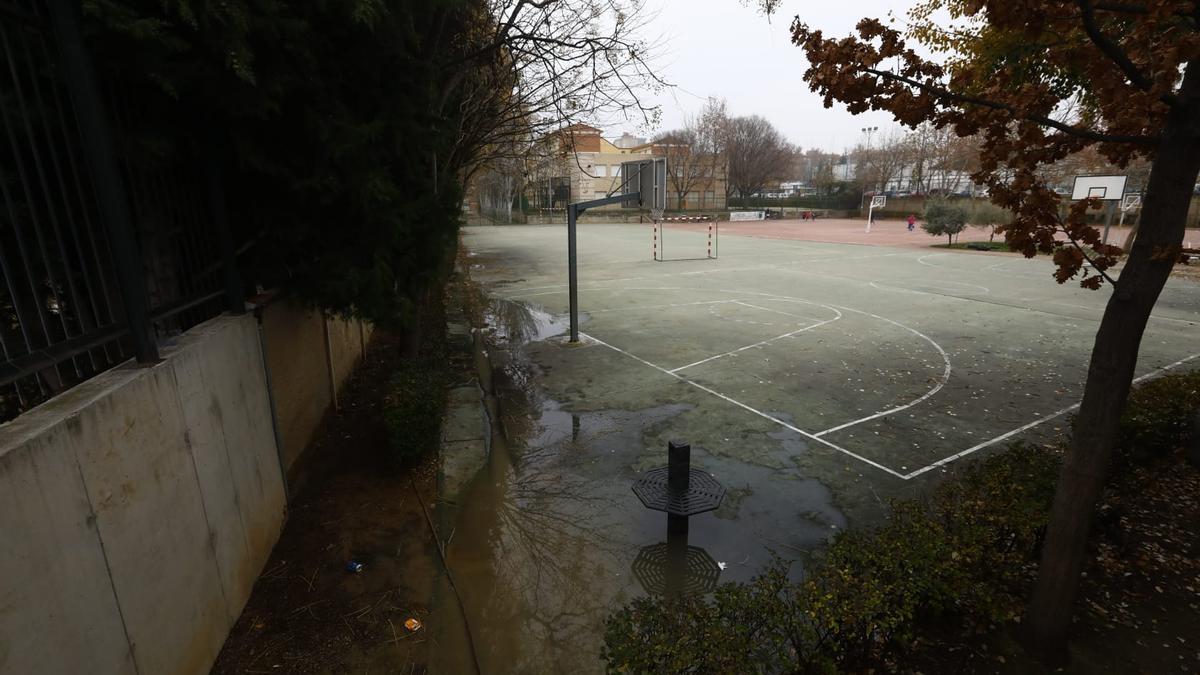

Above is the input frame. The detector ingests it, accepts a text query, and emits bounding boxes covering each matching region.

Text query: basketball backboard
[621,158,667,210]
[1071,174,1127,201]
[870,195,886,208]
[1121,193,1142,211]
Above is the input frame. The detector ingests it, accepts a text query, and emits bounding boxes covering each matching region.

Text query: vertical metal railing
[0,0,241,423]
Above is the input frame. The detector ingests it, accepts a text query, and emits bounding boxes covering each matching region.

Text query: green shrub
[970,202,1012,241]
[922,199,969,244]
[603,371,1200,672]
[1117,371,1200,462]
[383,350,450,464]
[602,564,827,674]
[603,444,1061,671]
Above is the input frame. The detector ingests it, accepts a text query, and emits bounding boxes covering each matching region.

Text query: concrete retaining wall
[259,300,373,471]
[0,314,287,675]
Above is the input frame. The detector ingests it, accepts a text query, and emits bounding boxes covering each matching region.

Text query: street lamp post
[859,126,878,210]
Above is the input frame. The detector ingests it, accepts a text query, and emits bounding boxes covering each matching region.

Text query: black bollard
[630,439,726,598]
[668,440,691,492]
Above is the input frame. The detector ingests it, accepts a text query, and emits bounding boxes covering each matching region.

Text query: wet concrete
[437,223,1200,672]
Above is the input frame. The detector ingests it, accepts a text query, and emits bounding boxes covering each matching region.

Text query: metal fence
[1,0,239,423]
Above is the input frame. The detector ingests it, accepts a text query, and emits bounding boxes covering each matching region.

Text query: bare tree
[476,155,525,222]
[448,0,667,183]
[726,115,793,199]
[855,129,906,193]
[655,128,706,209]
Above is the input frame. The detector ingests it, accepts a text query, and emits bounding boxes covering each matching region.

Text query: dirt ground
[934,449,1200,675]
[211,333,442,675]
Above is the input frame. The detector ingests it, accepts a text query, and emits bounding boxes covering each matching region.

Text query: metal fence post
[47,0,157,361]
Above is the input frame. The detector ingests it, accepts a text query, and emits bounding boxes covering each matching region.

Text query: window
[705,191,715,203]
[595,165,607,177]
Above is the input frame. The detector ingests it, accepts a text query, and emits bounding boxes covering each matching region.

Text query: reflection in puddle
[432,297,847,673]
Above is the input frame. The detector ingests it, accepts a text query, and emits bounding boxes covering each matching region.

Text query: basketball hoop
[650,208,665,223]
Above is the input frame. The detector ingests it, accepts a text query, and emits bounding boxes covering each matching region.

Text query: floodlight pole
[567,191,642,342]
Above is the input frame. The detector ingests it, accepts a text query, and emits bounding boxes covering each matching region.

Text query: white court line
[1041,299,1199,327]
[813,303,953,438]
[731,300,825,323]
[868,279,992,297]
[580,331,909,479]
[588,299,735,314]
[917,253,949,268]
[512,283,1197,479]
[505,277,647,296]
[943,279,992,295]
[669,307,843,373]
[513,286,688,299]
[903,352,1200,479]
[678,267,762,276]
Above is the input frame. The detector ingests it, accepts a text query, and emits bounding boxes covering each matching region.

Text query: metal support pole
[1101,201,1116,245]
[48,0,158,362]
[1099,199,1118,243]
[568,203,579,342]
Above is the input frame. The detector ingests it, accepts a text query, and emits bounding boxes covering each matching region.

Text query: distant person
[811,211,818,220]
[907,214,916,231]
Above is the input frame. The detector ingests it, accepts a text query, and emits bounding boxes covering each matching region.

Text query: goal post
[652,216,719,262]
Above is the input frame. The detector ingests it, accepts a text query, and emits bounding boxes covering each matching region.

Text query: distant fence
[729,194,861,210]
[0,0,239,422]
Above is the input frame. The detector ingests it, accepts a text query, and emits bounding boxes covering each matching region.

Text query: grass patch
[603,371,1200,673]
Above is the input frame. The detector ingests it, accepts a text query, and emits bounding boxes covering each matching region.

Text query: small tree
[971,202,1012,242]
[922,200,968,244]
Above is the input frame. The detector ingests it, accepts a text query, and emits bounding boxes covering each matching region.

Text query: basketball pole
[1101,201,1116,245]
[566,191,644,343]
[568,203,580,342]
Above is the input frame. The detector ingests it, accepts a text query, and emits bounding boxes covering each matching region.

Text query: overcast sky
[622,0,913,154]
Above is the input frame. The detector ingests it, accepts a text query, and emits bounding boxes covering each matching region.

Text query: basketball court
[463,221,1200,487]
[443,218,1200,672]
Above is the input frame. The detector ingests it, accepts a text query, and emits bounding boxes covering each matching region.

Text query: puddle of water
[482,298,570,346]
[431,297,846,673]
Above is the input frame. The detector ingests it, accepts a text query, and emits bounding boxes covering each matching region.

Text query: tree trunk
[1022,67,1200,664]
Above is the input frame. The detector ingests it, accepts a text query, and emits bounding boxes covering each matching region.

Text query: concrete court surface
[444,221,1199,672]
[464,221,1199,488]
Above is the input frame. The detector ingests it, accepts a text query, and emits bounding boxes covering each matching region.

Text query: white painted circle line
[901,351,1200,479]
[917,253,949,268]
[579,331,909,480]
[812,303,952,438]
[669,307,843,374]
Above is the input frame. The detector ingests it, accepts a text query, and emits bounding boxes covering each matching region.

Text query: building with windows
[527,124,727,211]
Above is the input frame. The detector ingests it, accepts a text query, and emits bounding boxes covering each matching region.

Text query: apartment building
[528,124,727,211]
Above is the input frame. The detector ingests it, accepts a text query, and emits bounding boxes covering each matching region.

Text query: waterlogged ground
[430,296,847,673]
